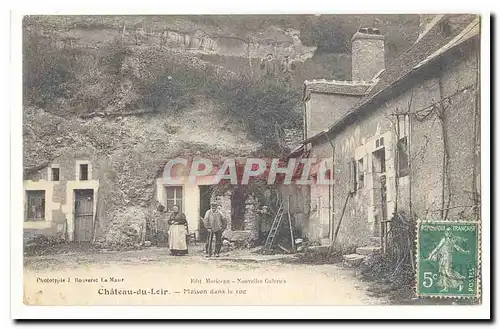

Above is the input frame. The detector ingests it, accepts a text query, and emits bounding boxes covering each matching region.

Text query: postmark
[416,220,480,298]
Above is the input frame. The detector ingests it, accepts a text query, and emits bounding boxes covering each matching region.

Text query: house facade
[155,160,263,243]
[23,151,100,242]
[294,15,480,248]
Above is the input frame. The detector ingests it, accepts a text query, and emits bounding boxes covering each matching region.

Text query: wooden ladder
[263,200,285,254]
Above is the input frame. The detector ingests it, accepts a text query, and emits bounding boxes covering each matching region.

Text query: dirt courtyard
[23,245,388,306]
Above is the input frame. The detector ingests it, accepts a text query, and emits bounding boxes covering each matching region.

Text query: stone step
[321,238,332,246]
[370,237,381,245]
[356,246,381,256]
[342,253,366,267]
[308,245,330,253]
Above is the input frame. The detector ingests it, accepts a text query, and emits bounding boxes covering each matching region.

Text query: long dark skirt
[170,249,188,256]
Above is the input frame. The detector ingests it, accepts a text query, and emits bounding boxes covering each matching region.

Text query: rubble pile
[23,233,63,256]
[291,248,343,264]
[222,231,255,249]
[94,206,147,250]
[221,239,239,252]
[23,232,61,247]
[358,211,417,301]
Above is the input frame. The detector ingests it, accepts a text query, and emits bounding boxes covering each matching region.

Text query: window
[372,148,386,174]
[375,137,384,148]
[397,137,410,177]
[48,164,60,181]
[51,167,60,181]
[357,158,365,189]
[26,190,45,221]
[76,161,92,181]
[165,186,183,212]
[350,158,365,192]
[79,164,89,181]
[398,114,409,137]
[350,159,357,192]
[397,113,410,177]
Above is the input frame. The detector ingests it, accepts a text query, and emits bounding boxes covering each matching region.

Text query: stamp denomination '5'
[417,221,480,298]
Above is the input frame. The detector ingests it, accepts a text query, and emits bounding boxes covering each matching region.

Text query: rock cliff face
[27,15,420,84]
[36,16,316,59]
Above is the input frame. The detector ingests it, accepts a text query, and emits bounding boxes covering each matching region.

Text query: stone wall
[278,184,310,237]
[305,92,362,139]
[24,148,102,242]
[243,194,260,243]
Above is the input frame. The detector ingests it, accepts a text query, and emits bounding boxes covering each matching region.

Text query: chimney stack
[351,27,385,81]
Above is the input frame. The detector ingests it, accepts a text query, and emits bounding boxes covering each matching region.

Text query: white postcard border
[8,0,492,320]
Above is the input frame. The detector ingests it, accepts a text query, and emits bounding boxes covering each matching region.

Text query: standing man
[203,202,227,258]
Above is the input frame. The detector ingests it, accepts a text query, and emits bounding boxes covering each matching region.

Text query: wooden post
[91,203,98,244]
[287,196,295,252]
[381,220,387,255]
[331,192,352,248]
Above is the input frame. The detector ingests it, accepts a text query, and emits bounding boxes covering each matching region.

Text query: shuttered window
[357,158,365,189]
[350,159,357,192]
[397,136,410,177]
[165,186,183,212]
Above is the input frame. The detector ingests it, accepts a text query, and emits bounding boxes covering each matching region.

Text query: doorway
[231,187,245,231]
[74,189,94,242]
[371,147,387,238]
[372,148,386,174]
[199,185,213,242]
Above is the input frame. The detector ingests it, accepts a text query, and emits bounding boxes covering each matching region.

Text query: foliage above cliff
[23,15,419,164]
[23,28,301,148]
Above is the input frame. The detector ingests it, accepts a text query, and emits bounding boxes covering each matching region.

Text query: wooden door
[74,189,94,242]
[317,185,331,239]
[199,185,212,242]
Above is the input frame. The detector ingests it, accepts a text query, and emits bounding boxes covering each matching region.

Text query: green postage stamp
[416,221,480,298]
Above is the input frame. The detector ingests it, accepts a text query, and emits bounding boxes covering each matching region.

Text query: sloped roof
[304,79,374,96]
[359,15,478,104]
[304,14,480,143]
[414,16,480,70]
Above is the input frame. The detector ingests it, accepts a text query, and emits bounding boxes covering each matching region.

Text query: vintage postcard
[11,9,490,320]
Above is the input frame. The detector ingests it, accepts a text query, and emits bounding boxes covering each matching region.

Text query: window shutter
[350,159,357,193]
[24,196,28,222]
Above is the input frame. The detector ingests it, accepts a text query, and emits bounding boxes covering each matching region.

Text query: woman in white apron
[167,205,188,255]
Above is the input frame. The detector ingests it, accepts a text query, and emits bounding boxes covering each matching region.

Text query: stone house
[23,151,101,242]
[23,150,263,246]
[289,14,480,248]
[154,160,264,244]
